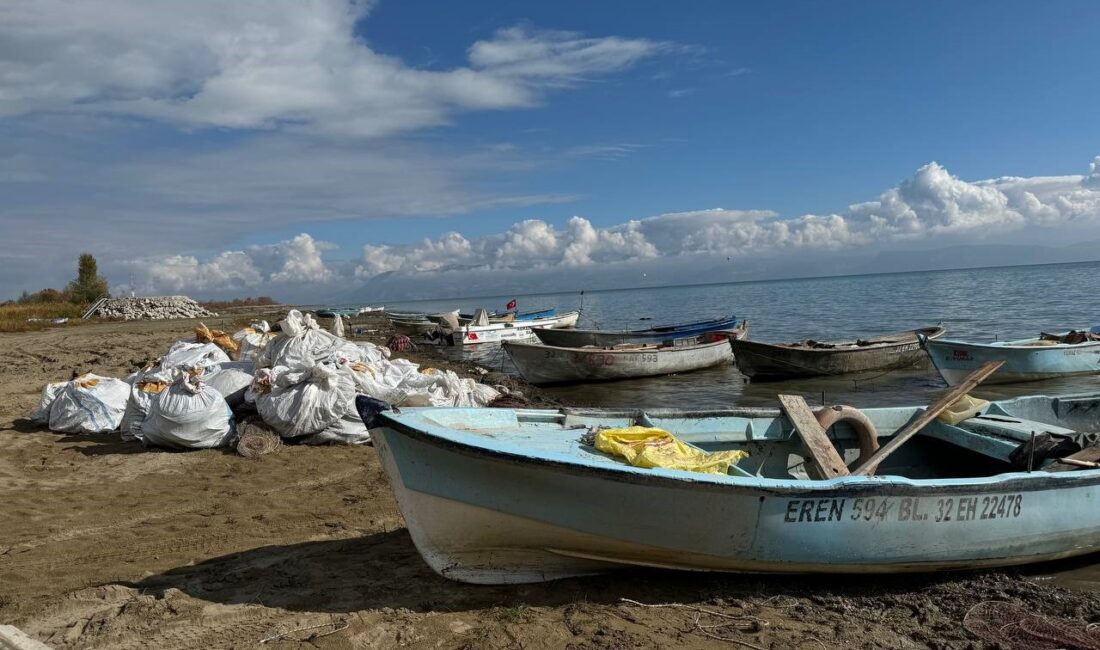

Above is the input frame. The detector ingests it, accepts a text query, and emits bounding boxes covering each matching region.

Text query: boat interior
[777,325,943,350]
[412,393,1100,482]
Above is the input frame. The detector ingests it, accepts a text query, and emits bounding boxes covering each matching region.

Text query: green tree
[66,253,109,304]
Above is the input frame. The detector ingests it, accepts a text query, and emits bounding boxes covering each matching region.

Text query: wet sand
[2,311,1099,649]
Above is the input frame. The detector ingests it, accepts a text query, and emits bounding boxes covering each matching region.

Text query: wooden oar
[852,360,1004,476]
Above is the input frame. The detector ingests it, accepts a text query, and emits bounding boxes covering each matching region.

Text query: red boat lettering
[951,349,972,361]
[467,333,478,341]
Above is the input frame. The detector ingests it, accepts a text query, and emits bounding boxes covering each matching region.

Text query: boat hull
[372,410,1100,584]
[926,339,1100,386]
[732,327,944,380]
[503,338,734,385]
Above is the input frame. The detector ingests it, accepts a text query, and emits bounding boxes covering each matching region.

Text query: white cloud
[0,2,667,137]
[127,233,335,295]
[342,157,1100,283]
[120,155,1100,297]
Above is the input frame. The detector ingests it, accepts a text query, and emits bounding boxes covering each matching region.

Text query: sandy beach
[2,311,1099,649]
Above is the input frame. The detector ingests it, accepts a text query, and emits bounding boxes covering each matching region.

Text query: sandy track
[2,315,1098,649]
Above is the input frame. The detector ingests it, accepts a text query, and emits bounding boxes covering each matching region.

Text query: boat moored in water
[924,328,1100,386]
[503,326,745,385]
[454,310,580,345]
[533,315,741,348]
[366,390,1100,584]
[731,326,946,381]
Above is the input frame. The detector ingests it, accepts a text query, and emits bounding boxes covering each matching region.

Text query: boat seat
[921,415,1078,464]
[960,415,1077,442]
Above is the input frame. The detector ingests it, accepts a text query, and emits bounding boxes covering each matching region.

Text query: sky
[2,0,1099,302]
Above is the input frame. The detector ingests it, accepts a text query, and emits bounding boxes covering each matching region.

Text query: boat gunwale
[376,402,1100,498]
[462,311,580,333]
[531,314,739,338]
[731,326,945,356]
[501,337,734,355]
[927,337,1100,351]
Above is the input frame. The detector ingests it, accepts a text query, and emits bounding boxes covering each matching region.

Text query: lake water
[372,260,1100,590]
[379,261,1100,409]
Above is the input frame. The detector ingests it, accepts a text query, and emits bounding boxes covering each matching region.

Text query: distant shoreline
[340,257,1100,309]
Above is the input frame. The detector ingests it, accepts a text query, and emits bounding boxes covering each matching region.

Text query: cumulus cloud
[346,157,1100,280]
[117,156,1100,298]
[0,2,668,137]
[127,233,335,295]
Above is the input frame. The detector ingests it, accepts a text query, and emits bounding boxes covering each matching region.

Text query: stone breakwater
[89,296,217,321]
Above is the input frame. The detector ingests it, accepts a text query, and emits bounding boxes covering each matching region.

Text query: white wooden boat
[455,311,580,345]
[925,329,1100,385]
[365,391,1100,584]
[503,330,742,385]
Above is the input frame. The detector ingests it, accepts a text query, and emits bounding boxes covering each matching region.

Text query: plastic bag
[32,374,131,434]
[594,426,748,475]
[141,372,235,449]
[160,340,230,372]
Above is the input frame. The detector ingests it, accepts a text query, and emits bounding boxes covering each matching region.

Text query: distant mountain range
[348,241,1100,303]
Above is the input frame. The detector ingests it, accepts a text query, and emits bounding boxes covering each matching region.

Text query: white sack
[257,310,363,369]
[332,314,345,338]
[141,373,235,449]
[31,382,66,423]
[203,361,255,408]
[160,340,230,372]
[232,321,277,362]
[256,364,356,439]
[119,368,173,441]
[32,374,130,434]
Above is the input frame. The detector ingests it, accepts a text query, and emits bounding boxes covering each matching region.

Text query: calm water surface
[376,261,1100,590]
[381,261,1100,409]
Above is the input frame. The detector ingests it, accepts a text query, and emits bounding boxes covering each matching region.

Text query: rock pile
[90,296,218,321]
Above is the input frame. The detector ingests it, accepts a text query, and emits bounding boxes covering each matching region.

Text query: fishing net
[236,418,282,459]
[385,335,416,353]
[963,601,1100,649]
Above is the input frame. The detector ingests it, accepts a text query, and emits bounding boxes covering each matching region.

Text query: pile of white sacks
[31,309,500,449]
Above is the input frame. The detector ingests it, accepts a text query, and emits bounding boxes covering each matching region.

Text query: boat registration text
[782,494,1024,524]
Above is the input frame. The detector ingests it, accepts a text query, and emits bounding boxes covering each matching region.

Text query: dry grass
[0,303,87,333]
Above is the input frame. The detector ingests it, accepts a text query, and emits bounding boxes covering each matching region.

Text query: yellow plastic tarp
[594,426,748,475]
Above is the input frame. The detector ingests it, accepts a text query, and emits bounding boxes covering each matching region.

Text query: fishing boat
[453,311,580,345]
[533,315,741,348]
[924,328,1100,386]
[503,326,747,385]
[366,388,1100,584]
[730,326,946,381]
[456,308,556,324]
[358,305,385,314]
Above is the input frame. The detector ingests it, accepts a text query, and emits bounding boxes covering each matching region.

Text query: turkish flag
[506,299,517,310]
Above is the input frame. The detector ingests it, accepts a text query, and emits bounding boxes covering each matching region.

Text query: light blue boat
[925,328,1100,386]
[366,393,1100,584]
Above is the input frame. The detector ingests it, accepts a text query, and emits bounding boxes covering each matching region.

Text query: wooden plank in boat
[853,360,1005,476]
[1046,445,1100,472]
[778,394,849,479]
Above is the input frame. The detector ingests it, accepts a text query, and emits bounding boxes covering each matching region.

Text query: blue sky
[1,1,1099,300]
